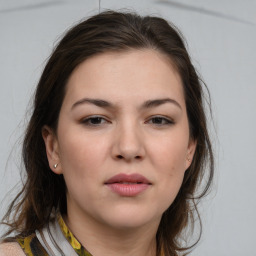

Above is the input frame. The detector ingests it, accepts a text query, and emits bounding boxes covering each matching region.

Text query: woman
[0,10,214,256]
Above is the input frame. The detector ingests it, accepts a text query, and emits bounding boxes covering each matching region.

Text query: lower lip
[106,183,150,196]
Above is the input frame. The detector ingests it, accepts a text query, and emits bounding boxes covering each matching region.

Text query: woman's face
[43,49,196,231]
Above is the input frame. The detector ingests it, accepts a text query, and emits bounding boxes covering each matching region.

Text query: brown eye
[147,116,174,126]
[82,116,108,126]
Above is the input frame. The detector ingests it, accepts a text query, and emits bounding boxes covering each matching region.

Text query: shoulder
[0,242,26,256]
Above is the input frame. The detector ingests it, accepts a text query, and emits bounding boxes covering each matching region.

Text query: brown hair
[1,10,214,256]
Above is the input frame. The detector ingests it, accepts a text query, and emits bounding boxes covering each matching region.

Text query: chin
[99,206,162,231]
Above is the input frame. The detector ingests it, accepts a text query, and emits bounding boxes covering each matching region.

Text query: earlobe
[42,126,62,174]
[185,139,197,170]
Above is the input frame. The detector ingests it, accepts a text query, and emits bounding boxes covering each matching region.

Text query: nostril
[115,154,142,160]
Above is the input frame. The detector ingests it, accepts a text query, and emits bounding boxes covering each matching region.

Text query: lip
[105,173,152,197]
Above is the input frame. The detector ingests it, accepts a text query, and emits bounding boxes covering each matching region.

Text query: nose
[111,121,145,162]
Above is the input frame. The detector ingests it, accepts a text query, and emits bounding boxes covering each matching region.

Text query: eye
[81,116,109,126]
[147,116,174,126]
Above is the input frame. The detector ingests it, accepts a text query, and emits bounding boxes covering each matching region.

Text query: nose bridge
[113,117,145,161]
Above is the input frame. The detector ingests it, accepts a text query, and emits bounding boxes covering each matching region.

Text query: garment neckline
[57,213,93,256]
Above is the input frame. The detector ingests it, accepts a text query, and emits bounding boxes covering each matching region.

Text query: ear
[42,125,62,174]
[185,139,197,170]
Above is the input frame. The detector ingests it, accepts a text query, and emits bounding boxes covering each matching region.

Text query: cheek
[149,134,188,174]
[58,130,109,180]
[57,131,111,208]
[147,131,189,205]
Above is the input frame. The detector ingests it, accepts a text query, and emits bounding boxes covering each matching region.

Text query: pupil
[153,117,162,124]
[91,117,101,124]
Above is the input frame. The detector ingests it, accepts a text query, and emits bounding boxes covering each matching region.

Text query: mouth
[105,173,152,197]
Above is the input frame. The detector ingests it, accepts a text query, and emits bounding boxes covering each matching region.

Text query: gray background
[0,0,256,255]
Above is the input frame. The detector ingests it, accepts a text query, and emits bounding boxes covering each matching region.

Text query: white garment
[0,217,77,256]
[35,216,77,256]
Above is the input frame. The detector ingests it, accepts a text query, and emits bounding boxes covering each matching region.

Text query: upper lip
[105,173,151,184]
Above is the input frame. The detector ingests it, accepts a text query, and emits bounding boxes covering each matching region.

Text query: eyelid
[79,115,174,127]
[80,115,110,126]
[146,115,175,125]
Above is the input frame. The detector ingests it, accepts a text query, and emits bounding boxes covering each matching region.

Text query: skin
[43,49,196,256]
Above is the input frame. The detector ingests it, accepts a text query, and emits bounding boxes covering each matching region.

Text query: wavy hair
[1,10,214,256]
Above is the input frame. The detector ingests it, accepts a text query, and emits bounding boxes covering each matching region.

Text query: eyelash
[81,116,109,126]
[81,115,174,127]
[146,116,174,126]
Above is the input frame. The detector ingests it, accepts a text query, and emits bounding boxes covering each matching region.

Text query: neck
[64,210,159,256]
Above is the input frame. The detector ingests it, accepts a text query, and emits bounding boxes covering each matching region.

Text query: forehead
[63,49,185,108]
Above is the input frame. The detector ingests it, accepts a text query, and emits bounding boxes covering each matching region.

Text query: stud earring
[53,163,58,168]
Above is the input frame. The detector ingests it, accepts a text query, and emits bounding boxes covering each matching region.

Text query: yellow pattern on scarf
[57,214,93,256]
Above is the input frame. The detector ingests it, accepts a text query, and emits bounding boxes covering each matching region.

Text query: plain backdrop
[0,0,256,255]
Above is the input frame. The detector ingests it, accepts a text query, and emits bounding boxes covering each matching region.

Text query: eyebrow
[71,97,182,110]
[141,98,182,110]
[72,98,113,109]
